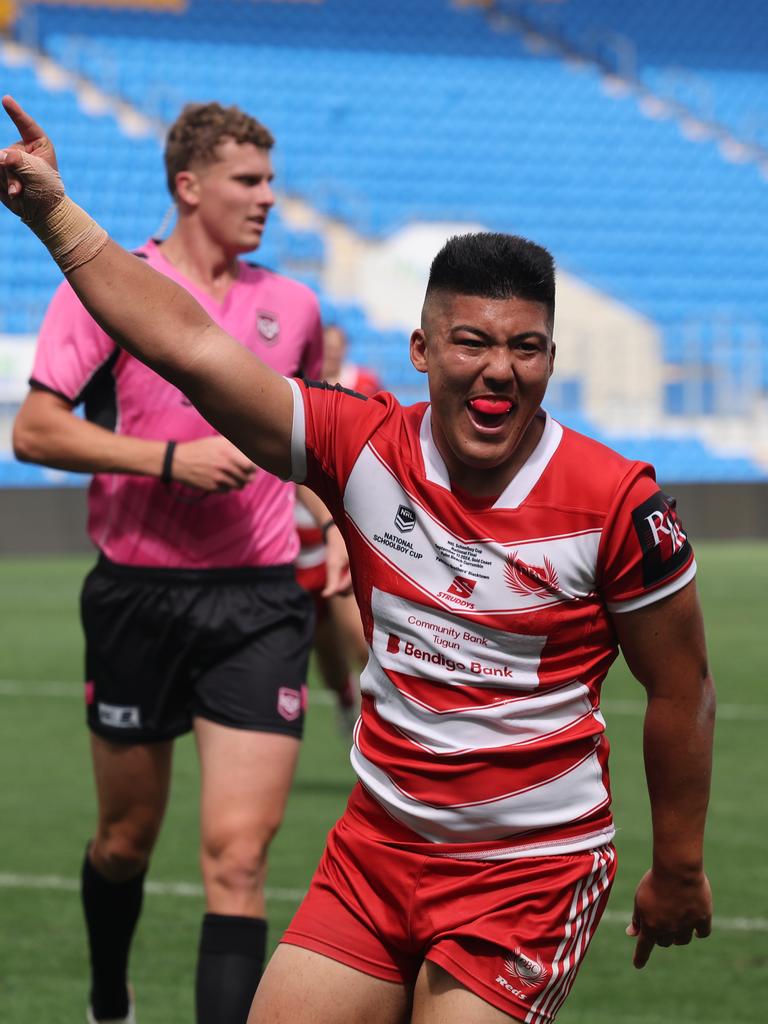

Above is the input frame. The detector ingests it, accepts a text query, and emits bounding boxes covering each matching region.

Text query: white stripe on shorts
[524,845,615,1024]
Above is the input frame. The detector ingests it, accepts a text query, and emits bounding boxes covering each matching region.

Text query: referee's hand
[170,436,257,491]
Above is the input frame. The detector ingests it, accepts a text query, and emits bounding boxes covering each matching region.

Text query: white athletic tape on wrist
[36,197,109,273]
[8,149,108,272]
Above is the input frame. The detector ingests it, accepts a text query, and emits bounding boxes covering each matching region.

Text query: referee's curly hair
[164,101,274,197]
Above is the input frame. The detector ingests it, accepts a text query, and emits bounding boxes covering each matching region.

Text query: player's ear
[409,328,428,374]
[174,170,200,208]
[548,340,556,377]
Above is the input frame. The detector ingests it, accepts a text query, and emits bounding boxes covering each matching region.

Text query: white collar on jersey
[418,406,564,510]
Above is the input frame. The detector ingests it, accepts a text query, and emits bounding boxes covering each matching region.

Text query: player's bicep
[611,580,710,699]
[172,324,296,479]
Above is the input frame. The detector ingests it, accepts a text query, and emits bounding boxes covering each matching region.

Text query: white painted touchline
[1,680,766,720]
[0,873,764,932]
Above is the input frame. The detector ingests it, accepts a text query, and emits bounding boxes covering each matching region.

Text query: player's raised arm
[0,95,295,479]
[611,580,715,969]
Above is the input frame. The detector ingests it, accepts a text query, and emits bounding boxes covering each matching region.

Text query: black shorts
[81,556,314,743]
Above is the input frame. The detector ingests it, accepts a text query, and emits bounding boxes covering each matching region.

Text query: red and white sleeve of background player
[286,377,392,507]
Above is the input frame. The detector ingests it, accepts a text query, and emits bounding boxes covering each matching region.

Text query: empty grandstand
[1,0,767,532]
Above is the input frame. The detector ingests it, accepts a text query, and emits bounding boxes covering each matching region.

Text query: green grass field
[1,544,766,1023]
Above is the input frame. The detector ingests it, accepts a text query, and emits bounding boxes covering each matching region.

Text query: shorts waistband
[96,553,297,585]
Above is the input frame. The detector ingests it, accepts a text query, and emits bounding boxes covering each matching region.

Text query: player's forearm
[642,675,716,878]
[14,402,165,477]
[296,485,334,528]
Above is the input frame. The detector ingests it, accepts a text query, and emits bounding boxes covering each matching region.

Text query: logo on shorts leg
[495,948,547,1001]
[277,687,302,722]
[504,948,548,988]
[97,703,141,728]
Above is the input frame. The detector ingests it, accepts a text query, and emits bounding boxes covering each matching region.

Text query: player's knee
[202,830,275,895]
[92,823,156,880]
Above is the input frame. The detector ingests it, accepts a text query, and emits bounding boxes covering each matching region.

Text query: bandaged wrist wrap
[34,197,109,274]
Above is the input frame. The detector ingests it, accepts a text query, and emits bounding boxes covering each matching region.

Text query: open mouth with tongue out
[467,396,514,431]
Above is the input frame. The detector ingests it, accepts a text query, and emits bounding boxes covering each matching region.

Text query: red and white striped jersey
[289,382,696,860]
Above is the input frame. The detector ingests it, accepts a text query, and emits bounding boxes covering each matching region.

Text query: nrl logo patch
[256,309,280,345]
[394,505,416,533]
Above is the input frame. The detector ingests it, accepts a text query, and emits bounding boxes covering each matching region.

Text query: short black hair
[425,232,555,323]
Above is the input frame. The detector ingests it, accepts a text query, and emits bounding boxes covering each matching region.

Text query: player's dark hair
[164,101,274,197]
[426,233,555,323]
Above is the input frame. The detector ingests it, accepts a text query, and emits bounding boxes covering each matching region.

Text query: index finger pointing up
[2,94,47,146]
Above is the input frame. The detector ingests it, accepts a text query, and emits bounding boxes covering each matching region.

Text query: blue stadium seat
[2,0,767,482]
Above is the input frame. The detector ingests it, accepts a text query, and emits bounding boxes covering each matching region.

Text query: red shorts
[295,561,330,622]
[283,808,616,1022]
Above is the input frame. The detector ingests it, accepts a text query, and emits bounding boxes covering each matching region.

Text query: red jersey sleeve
[30,280,116,404]
[289,378,392,506]
[598,464,696,612]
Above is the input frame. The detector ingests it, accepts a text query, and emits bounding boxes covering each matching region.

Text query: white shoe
[86,993,135,1024]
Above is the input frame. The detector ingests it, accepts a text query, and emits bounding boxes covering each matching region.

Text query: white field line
[1,680,766,720]
[0,679,334,706]
[0,872,764,933]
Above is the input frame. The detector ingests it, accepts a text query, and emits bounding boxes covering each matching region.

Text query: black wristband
[320,518,336,541]
[161,440,177,484]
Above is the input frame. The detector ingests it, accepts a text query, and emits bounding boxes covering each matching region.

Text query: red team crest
[504,551,561,598]
[504,948,549,988]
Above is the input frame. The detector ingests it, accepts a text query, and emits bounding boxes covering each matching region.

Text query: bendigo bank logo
[384,631,514,679]
[631,490,692,587]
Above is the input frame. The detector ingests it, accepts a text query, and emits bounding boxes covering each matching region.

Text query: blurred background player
[320,322,383,398]
[11,100,346,1024]
[295,322,383,732]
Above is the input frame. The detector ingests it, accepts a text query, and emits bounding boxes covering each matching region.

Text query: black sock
[195,913,267,1024]
[81,848,145,1020]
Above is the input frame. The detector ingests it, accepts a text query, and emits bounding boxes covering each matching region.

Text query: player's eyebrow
[450,325,549,344]
[232,172,275,182]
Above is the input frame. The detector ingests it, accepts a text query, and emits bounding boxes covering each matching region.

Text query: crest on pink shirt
[256,309,281,345]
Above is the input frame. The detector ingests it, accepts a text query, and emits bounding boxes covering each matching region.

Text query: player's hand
[322,523,353,597]
[627,867,712,969]
[0,95,63,223]
[170,436,257,492]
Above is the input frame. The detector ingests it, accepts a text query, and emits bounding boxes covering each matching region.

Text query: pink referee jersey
[288,381,696,860]
[31,241,323,568]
